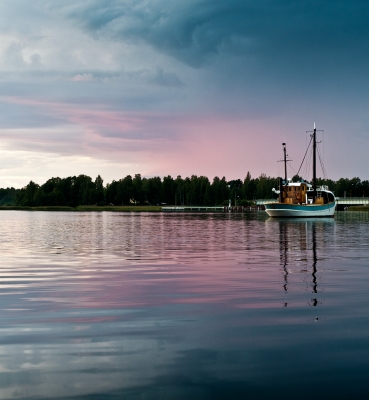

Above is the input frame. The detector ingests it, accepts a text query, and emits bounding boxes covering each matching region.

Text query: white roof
[286,182,311,188]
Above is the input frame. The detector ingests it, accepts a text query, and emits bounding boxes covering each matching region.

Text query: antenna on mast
[278,143,292,184]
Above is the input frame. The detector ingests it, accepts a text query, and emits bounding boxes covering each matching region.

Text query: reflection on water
[1,211,369,399]
[277,219,335,307]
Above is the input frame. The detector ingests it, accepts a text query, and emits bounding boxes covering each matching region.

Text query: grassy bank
[0,206,74,211]
[348,206,369,211]
[0,205,162,212]
[75,205,161,212]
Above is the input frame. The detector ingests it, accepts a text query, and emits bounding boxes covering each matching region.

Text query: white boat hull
[265,201,336,218]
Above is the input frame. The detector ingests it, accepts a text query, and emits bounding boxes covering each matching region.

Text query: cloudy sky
[0,0,368,187]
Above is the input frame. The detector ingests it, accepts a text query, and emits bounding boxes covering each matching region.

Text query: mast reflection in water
[277,218,335,307]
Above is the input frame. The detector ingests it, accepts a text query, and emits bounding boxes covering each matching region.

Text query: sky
[1,0,369,188]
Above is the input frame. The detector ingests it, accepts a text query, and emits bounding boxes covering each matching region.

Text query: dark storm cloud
[1,0,369,185]
[59,0,369,75]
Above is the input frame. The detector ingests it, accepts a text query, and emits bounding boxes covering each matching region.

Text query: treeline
[0,173,368,207]
[0,187,18,206]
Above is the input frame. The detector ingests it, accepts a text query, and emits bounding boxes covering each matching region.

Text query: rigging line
[277,146,284,177]
[318,145,326,176]
[317,146,326,179]
[303,141,313,180]
[305,150,313,181]
[297,134,313,176]
[317,146,327,179]
[288,161,298,175]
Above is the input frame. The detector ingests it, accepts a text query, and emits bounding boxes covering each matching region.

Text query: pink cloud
[71,73,94,82]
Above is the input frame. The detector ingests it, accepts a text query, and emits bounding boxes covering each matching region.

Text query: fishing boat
[265,124,336,218]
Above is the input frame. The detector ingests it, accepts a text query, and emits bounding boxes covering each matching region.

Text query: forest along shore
[0,173,368,209]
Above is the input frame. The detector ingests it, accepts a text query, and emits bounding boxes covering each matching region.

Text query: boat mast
[312,123,316,202]
[282,143,287,184]
[278,143,291,203]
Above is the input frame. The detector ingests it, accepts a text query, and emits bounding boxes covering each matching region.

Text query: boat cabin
[281,182,334,205]
[313,186,335,205]
[282,182,307,204]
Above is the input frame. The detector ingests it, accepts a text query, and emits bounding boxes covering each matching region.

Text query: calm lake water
[1,210,369,399]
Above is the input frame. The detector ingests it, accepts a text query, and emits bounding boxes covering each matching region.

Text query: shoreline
[348,206,369,211]
[1,205,369,213]
[0,205,162,212]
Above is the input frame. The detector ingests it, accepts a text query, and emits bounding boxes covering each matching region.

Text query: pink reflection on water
[0,212,339,319]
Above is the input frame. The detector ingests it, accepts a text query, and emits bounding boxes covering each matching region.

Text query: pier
[162,198,369,212]
[162,206,253,212]
[163,206,225,212]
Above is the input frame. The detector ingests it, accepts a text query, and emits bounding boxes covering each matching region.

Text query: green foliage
[162,175,176,204]
[5,172,369,209]
[238,199,253,206]
[0,187,18,205]
[21,181,39,206]
[95,175,105,204]
[241,171,256,200]
[317,176,369,197]
[291,174,303,182]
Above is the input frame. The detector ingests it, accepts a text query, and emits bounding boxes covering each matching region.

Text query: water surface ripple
[1,211,369,399]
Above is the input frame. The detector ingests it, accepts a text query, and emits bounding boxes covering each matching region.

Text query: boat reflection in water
[274,217,335,307]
